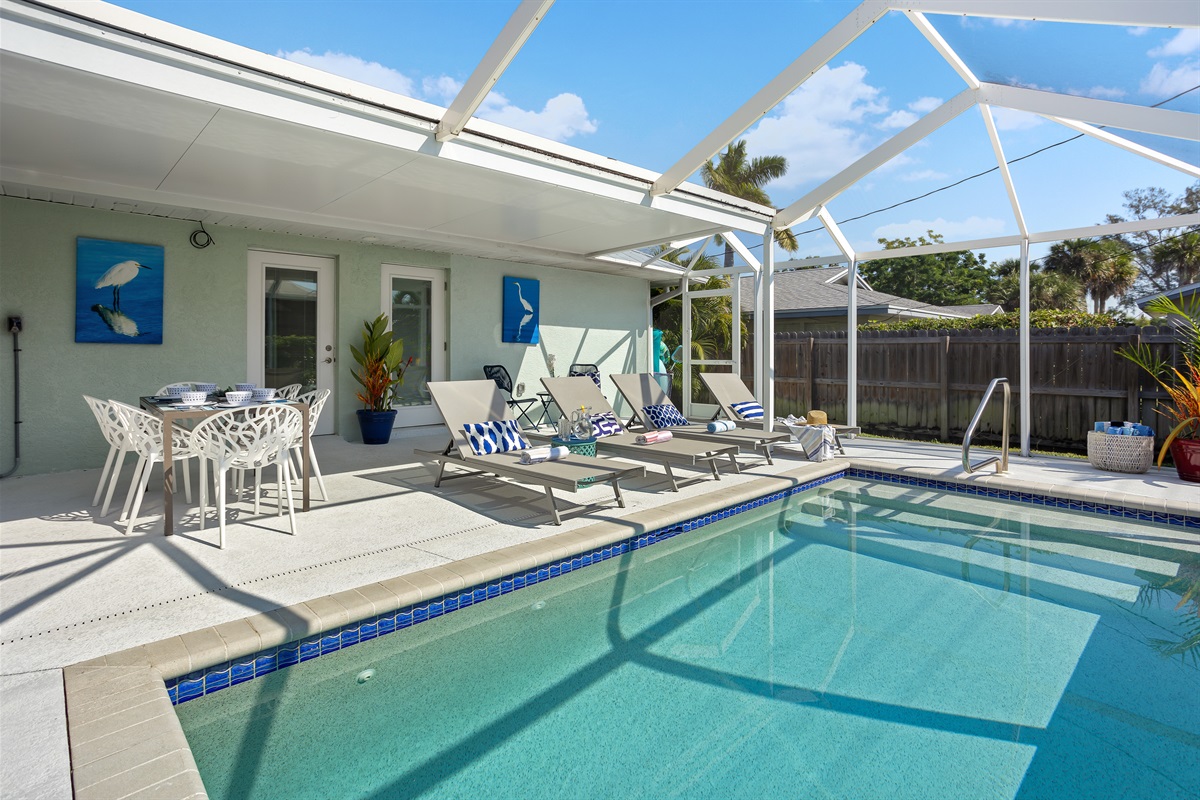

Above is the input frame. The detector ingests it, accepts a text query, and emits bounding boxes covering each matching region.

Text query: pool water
[177,479,1200,799]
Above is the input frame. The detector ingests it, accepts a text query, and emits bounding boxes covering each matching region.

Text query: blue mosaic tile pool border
[847,467,1199,529]
[165,470,847,705]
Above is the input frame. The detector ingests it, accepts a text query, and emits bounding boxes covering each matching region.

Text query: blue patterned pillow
[571,370,603,391]
[642,403,689,428]
[731,401,764,420]
[589,411,624,438]
[463,419,530,455]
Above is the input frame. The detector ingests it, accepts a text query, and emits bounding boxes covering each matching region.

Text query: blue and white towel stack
[1093,420,1154,437]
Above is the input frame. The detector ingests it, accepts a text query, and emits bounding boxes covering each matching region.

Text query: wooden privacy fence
[753,326,1180,453]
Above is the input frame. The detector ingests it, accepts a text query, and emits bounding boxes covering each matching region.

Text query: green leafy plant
[1118,295,1200,466]
[351,314,412,411]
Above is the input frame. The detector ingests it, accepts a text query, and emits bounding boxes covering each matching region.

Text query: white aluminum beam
[903,11,979,90]
[977,84,1199,141]
[776,89,977,228]
[689,267,757,279]
[1045,116,1200,179]
[847,257,859,429]
[777,254,849,269]
[1029,213,1200,245]
[817,207,856,262]
[979,104,1028,237]
[858,234,1021,261]
[759,227,776,428]
[1019,238,1031,457]
[651,0,890,196]
[724,232,763,271]
[585,226,732,258]
[435,0,554,142]
[885,1,1198,28]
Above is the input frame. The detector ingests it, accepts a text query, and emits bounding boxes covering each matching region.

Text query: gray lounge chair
[422,380,644,525]
[700,371,858,454]
[540,377,739,491]
[611,373,789,465]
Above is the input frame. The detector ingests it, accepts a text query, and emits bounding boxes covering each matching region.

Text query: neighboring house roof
[1135,281,1200,310]
[940,303,1004,316]
[739,267,968,320]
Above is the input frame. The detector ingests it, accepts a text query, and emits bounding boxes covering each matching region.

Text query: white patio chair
[277,383,304,400]
[289,388,330,501]
[155,382,206,394]
[111,401,201,536]
[191,404,303,548]
[83,395,135,516]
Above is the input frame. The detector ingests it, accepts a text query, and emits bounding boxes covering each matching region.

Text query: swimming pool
[176,478,1200,799]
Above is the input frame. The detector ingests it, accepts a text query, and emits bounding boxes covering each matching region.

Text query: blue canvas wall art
[502,276,539,344]
[75,237,164,344]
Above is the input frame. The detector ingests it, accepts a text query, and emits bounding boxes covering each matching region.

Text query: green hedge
[859,309,1131,332]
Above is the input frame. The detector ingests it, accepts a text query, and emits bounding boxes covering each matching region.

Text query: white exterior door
[247,250,336,435]
[382,264,446,428]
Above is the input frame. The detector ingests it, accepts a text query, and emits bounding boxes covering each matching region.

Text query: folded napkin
[635,430,673,445]
[707,419,737,433]
[519,445,570,464]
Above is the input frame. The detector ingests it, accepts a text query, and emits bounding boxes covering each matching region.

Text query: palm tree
[1151,231,1200,288]
[701,141,799,268]
[1043,238,1137,313]
[985,258,1083,311]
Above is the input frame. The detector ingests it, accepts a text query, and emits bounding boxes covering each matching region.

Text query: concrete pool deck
[2,431,1196,798]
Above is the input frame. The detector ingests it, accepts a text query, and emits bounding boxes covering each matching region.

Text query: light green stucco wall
[0,197,649,475]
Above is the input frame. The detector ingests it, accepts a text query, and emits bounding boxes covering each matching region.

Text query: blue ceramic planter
[356,409,397,445]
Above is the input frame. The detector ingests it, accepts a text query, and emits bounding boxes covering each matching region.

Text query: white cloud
[873,216,1007,242]
[743,62,889,189]
[879,109,918,129]
[899,169,950,182]
[1065,85,1127,100]
[908,96,943,113]
[422,75,461,103]
[279,49,416,96]
[278,49,597,143]
[1148,29,1200,58]
[477,92,597,141]
[1141,59,1200,97]
[990,18,1031,29]
[990,107,1043,131]
[1127,27,1150,37]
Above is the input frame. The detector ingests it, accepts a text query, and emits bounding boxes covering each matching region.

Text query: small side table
[552,436,597,484]
[552,436,597,457]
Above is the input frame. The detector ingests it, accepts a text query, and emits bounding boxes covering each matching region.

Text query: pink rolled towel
[635,430,673,445]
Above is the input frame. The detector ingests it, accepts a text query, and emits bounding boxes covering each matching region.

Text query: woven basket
[1087,431,1153,474]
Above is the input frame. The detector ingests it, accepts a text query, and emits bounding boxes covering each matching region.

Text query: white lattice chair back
[83,395,128,449]
[155,382,200,395]
[111,401,198,460]
[277,383,304,400]
[296,388,330,430]
[191,405,302,472]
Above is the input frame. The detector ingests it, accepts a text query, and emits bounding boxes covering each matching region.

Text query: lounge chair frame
[423,380,644,525]
[539,377,740,491]
[700,372,858,455]
[610,373,789,465]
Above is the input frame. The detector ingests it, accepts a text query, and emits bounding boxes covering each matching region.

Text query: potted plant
[1119,295,1200,482]
[351,313,413,445]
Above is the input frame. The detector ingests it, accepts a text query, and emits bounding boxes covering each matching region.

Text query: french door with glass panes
[247,250,336,434]
[382,264,446,427]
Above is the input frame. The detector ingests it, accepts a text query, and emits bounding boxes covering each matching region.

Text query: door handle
[323,357,336,364]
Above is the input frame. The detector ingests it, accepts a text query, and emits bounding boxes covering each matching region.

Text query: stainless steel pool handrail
[963,377,1010,474]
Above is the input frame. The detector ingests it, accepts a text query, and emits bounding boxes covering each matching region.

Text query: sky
[109,0,1200,264]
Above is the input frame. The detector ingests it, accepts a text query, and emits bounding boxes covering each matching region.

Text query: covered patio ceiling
[0,0,769,277]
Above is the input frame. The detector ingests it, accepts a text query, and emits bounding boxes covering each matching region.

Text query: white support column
[847,257,859,428]
[731,271,741,385]
[682,276,693,418]
[760,228,776,431]
[1019,238,1031,457]
[753,256,765,403]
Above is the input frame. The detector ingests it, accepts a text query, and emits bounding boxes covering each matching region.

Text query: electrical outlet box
[7,316,23,333]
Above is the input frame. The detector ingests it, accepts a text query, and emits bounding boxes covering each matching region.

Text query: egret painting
[75,237,164,344]
[502,276,539,344]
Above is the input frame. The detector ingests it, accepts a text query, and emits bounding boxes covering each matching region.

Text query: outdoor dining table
[138,396,310,536]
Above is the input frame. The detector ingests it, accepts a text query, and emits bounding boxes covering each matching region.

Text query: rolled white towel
[635,430,673,445]
[519,446,570,464]
[707,419,737,433]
